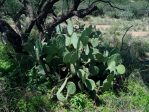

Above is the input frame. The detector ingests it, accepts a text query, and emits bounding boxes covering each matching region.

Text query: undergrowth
[0,20,149,112]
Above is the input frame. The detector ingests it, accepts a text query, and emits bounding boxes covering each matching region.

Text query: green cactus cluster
[54,20,126,101]
[16,20,126,102]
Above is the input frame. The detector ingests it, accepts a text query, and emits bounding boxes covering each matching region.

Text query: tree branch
[120,25,133,51]
[22,0,60,41]
[91,0,124,11]
[46,4,98,35]
[13,7,26,34]
[37,0,47,14]
[23,0,34,19]
[0,19,23,52]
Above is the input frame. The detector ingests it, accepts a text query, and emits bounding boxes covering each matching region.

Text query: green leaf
[71,33,78,49]
[62,0,69,11]
[56,77,68,101]
[107,61,116,74]
[102,74,114,91]
[103,50,109,57]
[107,53,122,65]
[85,45,90,55]
[56,35,65,50]
[70,64,76,74]
[56,92,66,102]
[44,45,57,56]
[65,36,71,46]
[56,25,62,34]
[83,67,90,78]
[63,51,78,64]
[102,80,111,91]
[45,45,57,63]
[78,80,84,91]
[77,69,86,81]
[90,38,99,47]
[67,81,76,95]
[89,66,99,76]
[35,39,43,54]
[116,64,125,75]
[70,52,78,64]
[36,65,45,75]
[80,25,92,45]
[92,48,99,54]
[85,79,96,91]
[58,77,68,93]
[94,53,104,62]
[78,41,83,51]
[63,52,71,63]
[23,40,35,57]
[67,20,73,35]
[35,39,43,61]
[107,74,114,82]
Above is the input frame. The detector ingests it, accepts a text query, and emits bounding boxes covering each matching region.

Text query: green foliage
[4,21,124,102]
[1,0,149,111]
[4,20,125,102]
[17,95,49,112]
[95,0,149,19]
[70,93,94,111]
[4,0,22,17]
[0,43,13,71]
[99,72,149,112]
[53,22,126,101]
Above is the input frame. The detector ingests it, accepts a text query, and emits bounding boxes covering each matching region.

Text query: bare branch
[22,19,36,42]
[73,5,98,18]
[91,0,124,11]
[12,7,26,34]
[120,25,133,51]
[22,0,60,41]
[46,4,98,35]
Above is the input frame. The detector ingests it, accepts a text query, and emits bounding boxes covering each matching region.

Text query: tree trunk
[0,19,23,53]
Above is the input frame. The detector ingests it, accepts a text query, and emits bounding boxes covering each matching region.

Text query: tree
[0,0,123,53]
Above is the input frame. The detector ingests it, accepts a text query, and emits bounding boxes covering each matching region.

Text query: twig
[120,25,133,51]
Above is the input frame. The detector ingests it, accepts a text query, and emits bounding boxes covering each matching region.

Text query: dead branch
[120,25,133,51]
[91,0,124,11]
